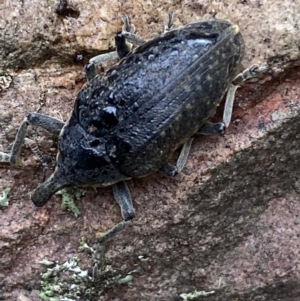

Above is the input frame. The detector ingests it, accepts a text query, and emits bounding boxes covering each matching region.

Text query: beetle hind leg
[223,64,270,127]
[164,120,226,176]
[233,64,269,85]
[204,64,270,130]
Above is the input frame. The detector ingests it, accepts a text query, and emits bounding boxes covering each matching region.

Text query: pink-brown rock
[0,0,300,300]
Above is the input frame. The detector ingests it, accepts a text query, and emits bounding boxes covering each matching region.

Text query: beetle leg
[85,52,119,81]
[160,162,177,176]
[0,112,64,167]
[233,64,269,85]
[175,138,194,172]
[87,11,178,80]
[93,181,134,243]
[222,84,239,128]
[91,220,130,279]
[24,138,48,181]
[91,181,134,277]
[85,15,146,81]
[121,14,135,34]
[160,138,194,176]
[112,181,135,221]
[114,32,132,60]
[223,64,270,127]
[91,244,106,280]
[121,15,145,46]
[160,63,269,176]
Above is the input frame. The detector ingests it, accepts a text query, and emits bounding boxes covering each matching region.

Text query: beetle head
[31,116,129,207]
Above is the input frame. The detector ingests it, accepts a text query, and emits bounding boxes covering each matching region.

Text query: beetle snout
[31,167,70,207]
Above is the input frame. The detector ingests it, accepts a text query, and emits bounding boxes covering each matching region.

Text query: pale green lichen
[180,290,215,300]
[77,237,94,254]
[117,274,133,285]
[39,240,134,300]
[0,187,11,207]
[56,188,85,217]
[39,257,94,301]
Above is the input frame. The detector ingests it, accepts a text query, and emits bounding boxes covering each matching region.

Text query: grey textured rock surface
[0,0,300,300]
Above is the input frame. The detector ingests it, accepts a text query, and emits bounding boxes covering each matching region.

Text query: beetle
[0,13,266,253]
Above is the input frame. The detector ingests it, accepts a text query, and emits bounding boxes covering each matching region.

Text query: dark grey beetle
[0,14,266,246]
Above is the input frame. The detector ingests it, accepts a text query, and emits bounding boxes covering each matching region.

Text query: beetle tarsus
[198,122,226,135]
[164,11,175,32]
[233,63,270,85]
[122,15,135,34]
[25,138,49,182]
[160,162,178,177]
[90,243,106,281]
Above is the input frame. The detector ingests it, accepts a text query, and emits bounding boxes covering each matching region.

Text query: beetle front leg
[91,220,130,279]
[0,112,64,168]
[24,138,49,181]
[96,181,134,245]
[92,181,134,278]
